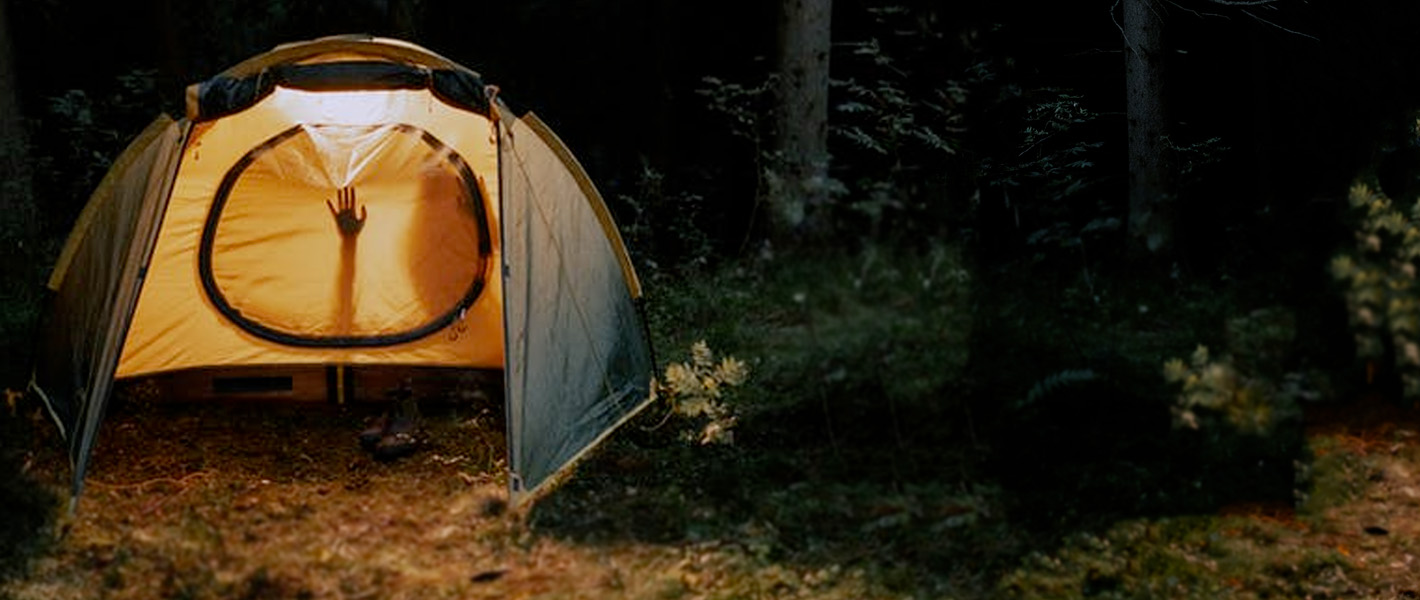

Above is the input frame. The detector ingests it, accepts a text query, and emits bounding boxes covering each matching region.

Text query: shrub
[1331,181,1420,397]
[1164,345,1296,435]
[654,340,749,445]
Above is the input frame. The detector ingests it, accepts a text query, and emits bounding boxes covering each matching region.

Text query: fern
[1019,369,1099,409]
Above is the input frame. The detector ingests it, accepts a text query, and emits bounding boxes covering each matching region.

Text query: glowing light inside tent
[269,88,420,126]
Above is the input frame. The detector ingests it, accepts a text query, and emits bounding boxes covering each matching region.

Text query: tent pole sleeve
[494,107,520,502]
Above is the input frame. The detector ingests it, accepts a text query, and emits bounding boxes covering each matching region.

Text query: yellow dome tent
[29,35,654,509]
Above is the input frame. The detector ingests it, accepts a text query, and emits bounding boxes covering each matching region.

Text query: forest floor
[5,249,1420,598]
[3,392,1420,599]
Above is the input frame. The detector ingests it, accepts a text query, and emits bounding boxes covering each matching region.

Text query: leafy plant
[828,6,969,239]
[1331,180,1420,397]
[654,340,749,445]
[696,4,975,242]
[979,89,1110,244]
[1164,345,1295,435]
[615,163,716,275]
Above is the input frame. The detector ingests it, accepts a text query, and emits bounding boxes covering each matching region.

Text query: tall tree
[1122,0,1314,256]
[771,0,833,239]
[1124,0,1173,254]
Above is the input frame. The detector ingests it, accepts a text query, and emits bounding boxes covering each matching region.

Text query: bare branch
[1148,0,1167,21]
[1204,0,1278,6]
[1112,0,1142,64]
[1242,8,1320,40]
[1164,0,1230,20]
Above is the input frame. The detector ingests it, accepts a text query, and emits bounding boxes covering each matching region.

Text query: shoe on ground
[359,414,390,451]
[374,431,419,461]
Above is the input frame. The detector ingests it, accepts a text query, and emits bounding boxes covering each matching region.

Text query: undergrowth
[999,514,1353,599]
[535,242,989,596]
[0,403,57,590]
[972,249,1314,530]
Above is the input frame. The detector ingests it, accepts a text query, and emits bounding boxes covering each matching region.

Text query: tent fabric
[500,112,654,502]
[117,86,505,377]
[29,36,654,508]
[193,61,489,122]
[198,123,493,347]
[30,114,186,499]
[187,35,481,122]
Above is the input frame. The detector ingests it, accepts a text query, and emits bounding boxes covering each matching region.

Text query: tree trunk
[1124,0,1173,254]
[0,0,34,243]
[771,0,832,239]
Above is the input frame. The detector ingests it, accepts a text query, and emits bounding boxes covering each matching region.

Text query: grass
[1001,396,1420,599]
[1,243,1419,598]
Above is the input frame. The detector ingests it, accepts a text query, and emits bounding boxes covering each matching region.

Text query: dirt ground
[11,387,1420,598]
[0,392,586,600]
[2,387,863,600]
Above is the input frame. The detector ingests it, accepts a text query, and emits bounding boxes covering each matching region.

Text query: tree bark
[1124,0,1173,254]
[771,0,832,239]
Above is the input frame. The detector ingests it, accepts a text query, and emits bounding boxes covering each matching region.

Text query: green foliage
[1150,307,1314,507]
[987,91,1101,200]
[696,4,974,242]
[542,246,990,597]
[1163,344,1299,435]
[696,76,775,148]
[1331,180,1420,397]
[978,88,1113,248]
[754,244,971,413]
[655,341,748,445]
[695,75,778,215]
[976,252,1312,523]
[616,163,717,274]
[1295,436,1370,514]
[643,242,973,482]
[1162,135,1230,182]
[38,69,164,220]
[1021,369,1099,410]
[827,7,968,238]
[999,516,1353,599]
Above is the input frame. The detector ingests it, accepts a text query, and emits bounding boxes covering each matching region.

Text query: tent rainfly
[29,35,655,509]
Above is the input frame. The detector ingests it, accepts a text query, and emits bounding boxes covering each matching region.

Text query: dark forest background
[5,0,1417,262]
[6,0,1420,480]
[1,1,1418,263]
[7,1,1420,595]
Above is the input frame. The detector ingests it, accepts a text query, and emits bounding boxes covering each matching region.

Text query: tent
[28,35,655,508]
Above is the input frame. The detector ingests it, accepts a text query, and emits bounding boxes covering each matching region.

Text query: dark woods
[6,1,1420,593]
[6,0,1420,266]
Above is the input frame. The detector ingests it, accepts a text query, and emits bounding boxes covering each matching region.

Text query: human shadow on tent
[326,185,367,335]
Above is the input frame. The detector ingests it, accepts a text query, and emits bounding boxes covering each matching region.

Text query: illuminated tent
[29,35,654,508]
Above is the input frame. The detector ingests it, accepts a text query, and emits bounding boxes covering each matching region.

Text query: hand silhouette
[326,186,367,237]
